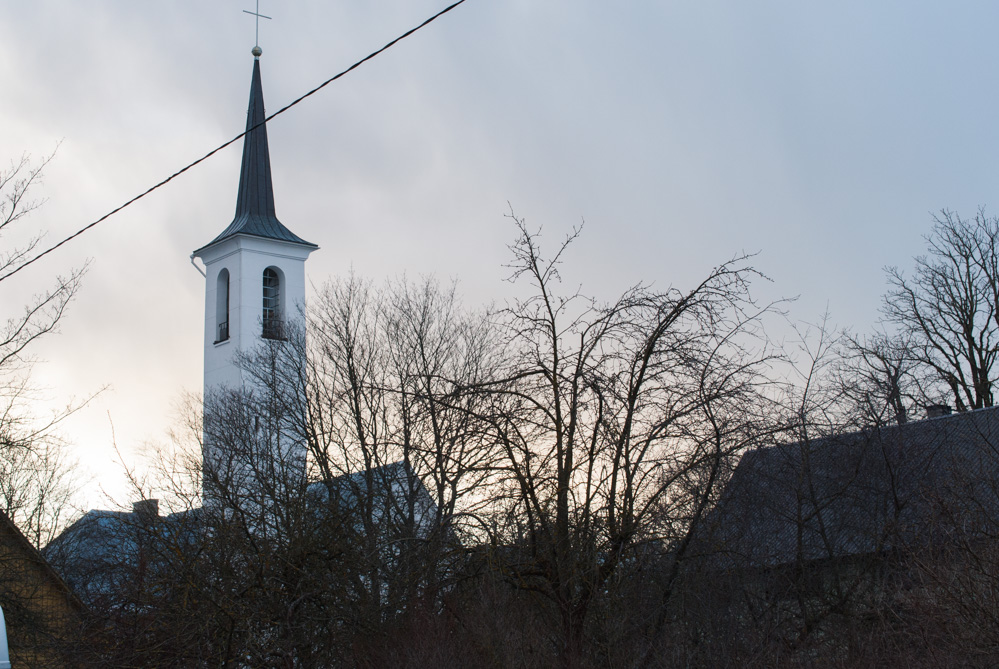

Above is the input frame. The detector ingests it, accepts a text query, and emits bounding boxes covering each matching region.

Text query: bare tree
[0,150,91,667]
[50,380,365,667]
[882,209,999,411]
[97,276,502,666]
[473,215,785,668]
[302,275,502,620]
[837,329,925,427]
[0,151,85,366]
[380,277,502,533]
[0,150,90,546]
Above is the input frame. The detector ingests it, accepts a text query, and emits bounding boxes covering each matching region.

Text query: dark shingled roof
[697,407,999,569]
[44,462,435,606]
[195,57,316,254]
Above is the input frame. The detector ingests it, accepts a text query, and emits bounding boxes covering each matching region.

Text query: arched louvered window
[215,268,230,343]
[262,266,284,339]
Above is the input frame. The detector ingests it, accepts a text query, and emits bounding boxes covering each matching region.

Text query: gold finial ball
[252,45,263,58]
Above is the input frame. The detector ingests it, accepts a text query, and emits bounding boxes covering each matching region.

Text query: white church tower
[192,49,317,482]
[193,49,318,392]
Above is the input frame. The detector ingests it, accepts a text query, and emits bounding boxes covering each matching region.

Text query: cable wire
[1,0,468,283]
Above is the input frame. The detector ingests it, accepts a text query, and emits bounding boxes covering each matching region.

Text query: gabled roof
[698,407,999,569]
[194,57,316,255]
[308,462,438,530]
[0,509,84,613]
[43,507,199,604]
[44,462,436,605]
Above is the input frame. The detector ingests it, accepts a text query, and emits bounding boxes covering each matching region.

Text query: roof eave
[192,231,319,259]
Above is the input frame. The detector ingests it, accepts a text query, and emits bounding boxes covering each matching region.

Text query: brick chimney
[132,499,159,519]
[926,404,952,419]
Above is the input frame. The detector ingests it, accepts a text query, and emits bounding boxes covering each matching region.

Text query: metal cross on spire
[243,0,272,57]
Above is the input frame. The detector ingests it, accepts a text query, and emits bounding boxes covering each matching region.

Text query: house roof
[697,407,999,569]
[193,57,317,256]
[44,462,436,604]
[43,507,198,604]
[0,510,85,613]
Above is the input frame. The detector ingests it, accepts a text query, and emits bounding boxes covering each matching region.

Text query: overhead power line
[1,0,469,283]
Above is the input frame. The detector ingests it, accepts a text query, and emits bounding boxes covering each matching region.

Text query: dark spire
[234,57,277,225]
[197,56,316,252]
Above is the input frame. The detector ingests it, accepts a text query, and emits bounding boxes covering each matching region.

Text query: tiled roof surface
[44,462,434,604]
[698,407,999,568]
[43,508,198,602]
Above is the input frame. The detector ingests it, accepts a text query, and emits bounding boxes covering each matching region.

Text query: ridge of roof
[195,57,316,255]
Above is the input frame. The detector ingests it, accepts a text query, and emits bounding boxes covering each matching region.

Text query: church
[43,47,437,623]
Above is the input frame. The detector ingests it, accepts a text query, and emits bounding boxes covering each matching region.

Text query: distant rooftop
[697,406,999,569]
[44,462,434,605]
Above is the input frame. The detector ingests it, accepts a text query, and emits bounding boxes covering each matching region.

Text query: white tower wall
[192,54,318,501]
[199,235,313,394]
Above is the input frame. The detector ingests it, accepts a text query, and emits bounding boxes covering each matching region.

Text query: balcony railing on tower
[215,321,229,344]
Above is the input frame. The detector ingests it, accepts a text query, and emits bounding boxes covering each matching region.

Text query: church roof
[43,462,436,606]
[195,57,317,255]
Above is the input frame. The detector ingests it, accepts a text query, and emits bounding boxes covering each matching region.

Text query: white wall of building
[197,234,315,394]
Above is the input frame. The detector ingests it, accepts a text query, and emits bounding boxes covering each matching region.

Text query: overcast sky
[3,1,999,508]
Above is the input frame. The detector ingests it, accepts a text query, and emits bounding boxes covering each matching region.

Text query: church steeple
[194,40,317,501]
[193,50,318,395]
[234,56,278,227]
[196,54,316,253]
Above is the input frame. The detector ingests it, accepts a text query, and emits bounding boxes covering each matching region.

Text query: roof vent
[926,404,952,419]
[132,499,159,519]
